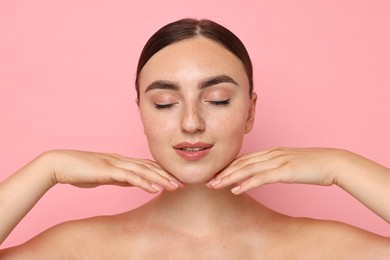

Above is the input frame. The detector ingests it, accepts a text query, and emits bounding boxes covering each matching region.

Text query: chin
[153,153,234,184]
[175,174,214,184]
[162,166,217,184]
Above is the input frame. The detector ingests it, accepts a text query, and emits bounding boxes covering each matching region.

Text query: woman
[0,18,389,258]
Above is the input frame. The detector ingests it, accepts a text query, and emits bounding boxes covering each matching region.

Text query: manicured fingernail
[231,185,241,194]
[151,183,162,191]
[170,180,180,188]
[206,178,215,187]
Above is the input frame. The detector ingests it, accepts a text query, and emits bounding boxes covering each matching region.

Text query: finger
[210,159,251,181]
[231,167,288,194]
[104,153,182,188]
[229,147,287,167]
[210,156,284,188]
[110,159,180,190]
[127,164,180,191]
[110,168,162,193]
[105,154,182,186]
[109,155,161,173]
[139,160,183,185]
[212,151,282,182]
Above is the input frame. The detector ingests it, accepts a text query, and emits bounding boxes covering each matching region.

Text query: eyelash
[154,103,175,109]
[209,99,230,106]
[154,99,230,110]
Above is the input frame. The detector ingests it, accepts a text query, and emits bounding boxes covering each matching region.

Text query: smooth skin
[0,37,389,259]
[209,147,390,223]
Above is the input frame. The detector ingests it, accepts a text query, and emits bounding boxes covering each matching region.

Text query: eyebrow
[144,74,239,93]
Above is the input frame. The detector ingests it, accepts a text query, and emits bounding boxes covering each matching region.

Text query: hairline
[135,19,253,103]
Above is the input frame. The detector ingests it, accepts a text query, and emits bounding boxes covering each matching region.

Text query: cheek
[207,109,248,162]
[140,108,159,140]
[140,109,177,146]
[143,118,167,142]
[209,106,248,138]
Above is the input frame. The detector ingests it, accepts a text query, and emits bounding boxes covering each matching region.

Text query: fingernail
[206,178,215,187]
[231,185,241,194]
[170,180,180,188]
[151,183,162,191]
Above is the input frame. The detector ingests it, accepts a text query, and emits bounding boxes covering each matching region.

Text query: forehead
[138,37,249,90]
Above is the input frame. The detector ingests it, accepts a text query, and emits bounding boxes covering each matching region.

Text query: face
[138,37,257,184]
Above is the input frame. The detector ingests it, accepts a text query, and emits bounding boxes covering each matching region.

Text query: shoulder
[0,214,125,259]
[284,217,390,259]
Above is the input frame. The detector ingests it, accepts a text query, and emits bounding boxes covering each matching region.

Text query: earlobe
[244,92,257,134]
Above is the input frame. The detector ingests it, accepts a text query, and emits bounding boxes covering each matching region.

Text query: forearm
[0,152,55,245]
[335,150,390,223]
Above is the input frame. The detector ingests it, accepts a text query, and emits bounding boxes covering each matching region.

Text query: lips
[173,142,213,160]
[179,147,207,151]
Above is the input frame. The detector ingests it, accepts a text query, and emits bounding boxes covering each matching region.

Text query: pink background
[1,0,389,248]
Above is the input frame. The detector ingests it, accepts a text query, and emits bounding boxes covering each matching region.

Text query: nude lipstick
[173,142,213,161]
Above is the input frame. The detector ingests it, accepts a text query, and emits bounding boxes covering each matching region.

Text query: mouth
[179,147,207,151]
[173,142,213,160]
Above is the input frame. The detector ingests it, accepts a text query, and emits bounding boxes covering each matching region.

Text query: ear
[244,92,257,134]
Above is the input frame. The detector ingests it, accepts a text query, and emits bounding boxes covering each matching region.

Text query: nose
[180,104,205,134]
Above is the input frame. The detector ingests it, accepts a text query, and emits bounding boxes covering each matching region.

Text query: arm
[0,150,181,246]
[208,147,390,223]
[334,150,390,223]
[0,153,54,245]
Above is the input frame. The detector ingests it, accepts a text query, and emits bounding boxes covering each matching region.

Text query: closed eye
[208,99,230,105]
[154,103,176,109]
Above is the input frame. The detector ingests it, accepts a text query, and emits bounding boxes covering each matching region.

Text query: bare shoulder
[285,217,390,259]
[0,214,126,259]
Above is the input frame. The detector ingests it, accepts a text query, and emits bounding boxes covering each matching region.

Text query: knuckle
[244,162,259,174]
[133,163,150,174]
[221,174,233,183]
[236,160,247,167]
[125,171,143,183]
[269,147,287,156]
[107,153,121,160]
[248,175,264,186]
[220,174,239,186]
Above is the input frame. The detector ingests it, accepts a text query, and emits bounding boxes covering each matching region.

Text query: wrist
[34,150,61,188]
[330,149,358,188]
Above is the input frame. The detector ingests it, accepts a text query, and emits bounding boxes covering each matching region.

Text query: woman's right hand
[0,150,181,245]
[45,150,182,193]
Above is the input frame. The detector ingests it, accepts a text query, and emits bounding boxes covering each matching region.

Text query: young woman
[1,18,389,259]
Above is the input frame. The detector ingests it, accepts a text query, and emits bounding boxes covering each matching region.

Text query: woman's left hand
[207,147,346,194]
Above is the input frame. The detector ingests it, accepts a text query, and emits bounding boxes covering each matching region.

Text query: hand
[207,147,347,194]
[44,150,182,193]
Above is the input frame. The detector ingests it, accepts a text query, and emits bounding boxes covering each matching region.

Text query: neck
[144,184,258,236]
[158,183,243,210]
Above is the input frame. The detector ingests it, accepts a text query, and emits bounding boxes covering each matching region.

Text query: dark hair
[135,18,253,101]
